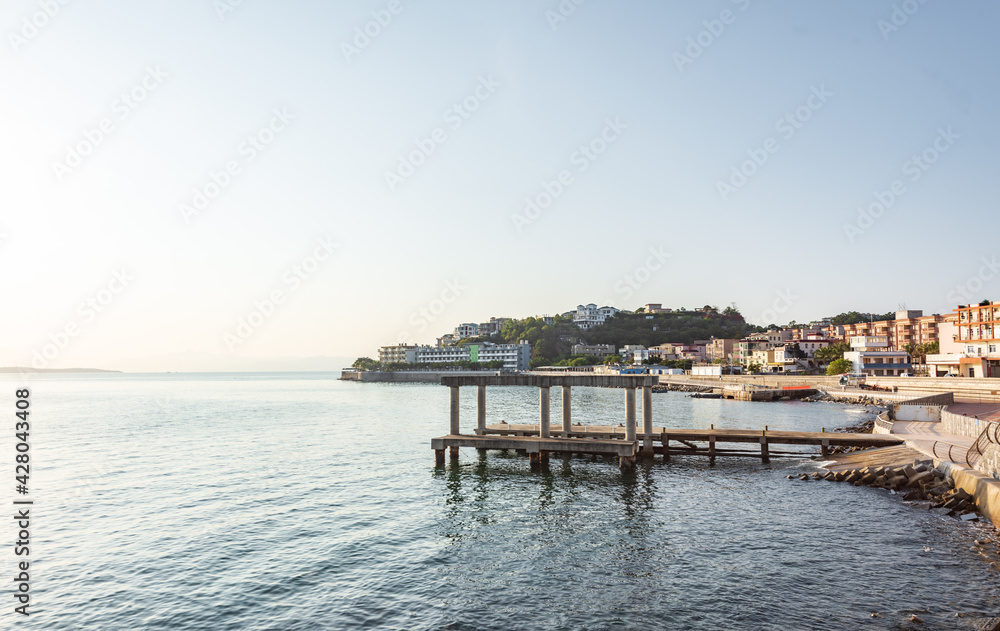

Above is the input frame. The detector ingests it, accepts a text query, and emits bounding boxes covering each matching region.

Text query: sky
[0,0,997,371]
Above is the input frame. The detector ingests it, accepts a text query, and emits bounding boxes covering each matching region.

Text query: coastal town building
[843,335,911,377]
[408,342,532,371]
[454,323,479,339]
[706,338,737,363]
[834,310,949,351]
[568,304,620,330]
[642,303,672,313]
[571,343,616,357]
[378,344,419,364]
[477,317,510,337]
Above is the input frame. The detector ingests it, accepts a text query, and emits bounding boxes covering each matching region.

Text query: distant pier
[431,374,902,472]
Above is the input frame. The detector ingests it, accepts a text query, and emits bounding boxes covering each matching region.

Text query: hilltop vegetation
[583,309,758,348]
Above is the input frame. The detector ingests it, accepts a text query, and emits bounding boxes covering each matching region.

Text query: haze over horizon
[2,1,998,372]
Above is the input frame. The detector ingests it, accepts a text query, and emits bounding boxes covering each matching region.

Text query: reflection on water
[11,374,999,630]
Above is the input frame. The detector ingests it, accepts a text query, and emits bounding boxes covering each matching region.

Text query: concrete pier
[433,374,655,473]
[539,386,550,439]
[562,386,572,434]
[431,374,903,472]
[642,385,653,455]
[477,385,486,435]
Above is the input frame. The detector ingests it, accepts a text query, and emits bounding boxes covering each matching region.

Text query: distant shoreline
[0,367,122,373]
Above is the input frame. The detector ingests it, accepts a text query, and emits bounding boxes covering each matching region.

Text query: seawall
[340,370,504,383]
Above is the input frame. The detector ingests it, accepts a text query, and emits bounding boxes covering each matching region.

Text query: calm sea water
[5,372,1000,629]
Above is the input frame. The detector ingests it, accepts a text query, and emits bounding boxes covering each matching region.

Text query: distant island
[0,367,122,373]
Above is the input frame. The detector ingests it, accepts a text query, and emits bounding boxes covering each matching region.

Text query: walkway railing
[931,441,973,467]
[966,420,1000,467]
[874,413,894,433]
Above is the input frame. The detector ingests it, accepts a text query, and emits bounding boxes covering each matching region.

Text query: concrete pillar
[539,386,550,438]
[760,436,770,463]
[562,386,572,434]
[476,385,486,435]
[435,449,445,465]
[642,385,653,454]
[450,386,460,435]
[708,435,716,466]
[625,388,636,442]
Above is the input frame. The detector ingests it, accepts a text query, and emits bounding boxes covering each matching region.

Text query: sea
[4,372,999,630]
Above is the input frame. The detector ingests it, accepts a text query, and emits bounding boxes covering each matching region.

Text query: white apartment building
[454,323,479,339]
[570,304,620,330]
[844,336,911,376]
[409,342,532,371]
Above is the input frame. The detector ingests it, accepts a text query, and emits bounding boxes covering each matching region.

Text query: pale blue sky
[1,1,997,369]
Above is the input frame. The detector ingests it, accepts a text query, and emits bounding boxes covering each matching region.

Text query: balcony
[861,363,912,370]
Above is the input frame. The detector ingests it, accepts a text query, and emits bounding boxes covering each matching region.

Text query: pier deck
[431,375,899,471]
[481,423,900,447]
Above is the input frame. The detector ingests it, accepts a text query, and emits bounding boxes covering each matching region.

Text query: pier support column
[476,385,486,435]
[641,385,653,456]
[821,439,829,457]
[449,446,459,459]
[625,388,636,442]
[708,434,716,466]
[435,449,445,465]
[539,386,551,438]
[450,386,460,436]
[760,435,770,464]
[663,431,670,462]
[562,386,572,434]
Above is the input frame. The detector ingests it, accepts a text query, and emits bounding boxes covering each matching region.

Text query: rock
[811,472,822,480]
[932,507,953,516]
[908,471,936,487]
[961,513,980,521]
[910,614,923,623]
[798,473,809,481]
[860,473,876,485]
[903,464,917,478]
[786,475,794,479]
[903,490,924,501]
[911,502,932,510]
[915,463,928,473]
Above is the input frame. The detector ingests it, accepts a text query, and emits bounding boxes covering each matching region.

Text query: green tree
[826,358,853,375]
[814,342,849,364]
[352,357,379,371]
